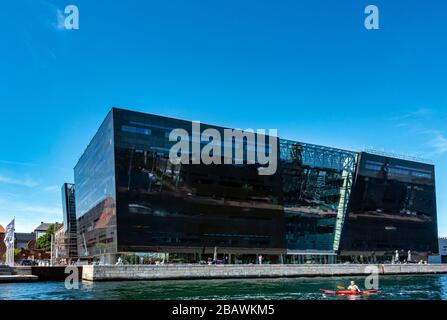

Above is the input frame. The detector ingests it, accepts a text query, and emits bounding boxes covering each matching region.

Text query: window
[122,125,151,136]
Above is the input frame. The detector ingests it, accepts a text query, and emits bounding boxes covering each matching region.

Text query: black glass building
[73,108,438,263]
[279,140,357,263]
[339,152,438,262]
[61,183,78,258]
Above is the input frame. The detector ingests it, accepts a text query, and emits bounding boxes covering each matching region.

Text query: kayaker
[347,281,361,293]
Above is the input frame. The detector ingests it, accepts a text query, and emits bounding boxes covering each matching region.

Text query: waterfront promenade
[5,264,447,282]
[81,264,447,282]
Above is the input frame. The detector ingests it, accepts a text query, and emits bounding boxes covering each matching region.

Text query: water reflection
[1,275,447,300]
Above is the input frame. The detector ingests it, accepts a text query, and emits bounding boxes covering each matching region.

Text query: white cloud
[0,198,60,216]
[390,108,447,157]
[0,160,36,167]
[390,107,433,123]
[44,185,60,193]
[0,197,61,233]
[402,108,432,119]
[55,9,65,30]
[431,134,447,155]
[0,174,39,187]
[17,204,61,215]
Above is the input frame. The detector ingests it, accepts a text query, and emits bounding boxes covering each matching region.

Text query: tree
[123,253,139,265]
[14,248,21,261]
[36,223,59,252]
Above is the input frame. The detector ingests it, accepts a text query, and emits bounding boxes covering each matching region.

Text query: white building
[34,222,53,241]
[439,237,447,263]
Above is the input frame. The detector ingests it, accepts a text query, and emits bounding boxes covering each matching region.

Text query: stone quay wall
[81,264,447,281]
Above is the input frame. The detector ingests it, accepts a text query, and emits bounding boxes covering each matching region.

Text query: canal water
[1,274,447,300]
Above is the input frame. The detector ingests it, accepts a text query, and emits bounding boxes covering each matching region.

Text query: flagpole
[3,218,15,267]
[12,218,15,266]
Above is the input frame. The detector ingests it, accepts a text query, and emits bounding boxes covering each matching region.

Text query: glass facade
[62,183,76,232]
[340,152,438,260]
[279,140,356,255]
[74,108,439,262]
[74,111,117,257]
[61,183,78,258]
[113,109,285,255]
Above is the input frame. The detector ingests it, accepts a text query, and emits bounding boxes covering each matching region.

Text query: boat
[320,289,379,296]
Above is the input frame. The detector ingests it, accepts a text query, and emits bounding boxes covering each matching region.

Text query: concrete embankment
[0,275,38,283]
[82,264,447,282]
[27,266,83,281]
[0,265,37,283]
[10,266,83,281]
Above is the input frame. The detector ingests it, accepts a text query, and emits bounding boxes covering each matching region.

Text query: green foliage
[95,242,108,254]
[36,233,51,251]
[0,249,21,262]
[36,223,60,251]
[14,248,21,260]
[122,253,139,264]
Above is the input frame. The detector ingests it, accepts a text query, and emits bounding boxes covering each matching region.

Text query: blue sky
[0,0,446,234]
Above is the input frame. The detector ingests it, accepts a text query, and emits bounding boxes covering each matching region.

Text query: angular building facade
[340,152,438,262]
[61,183,78,258]
[74,108,438,263]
